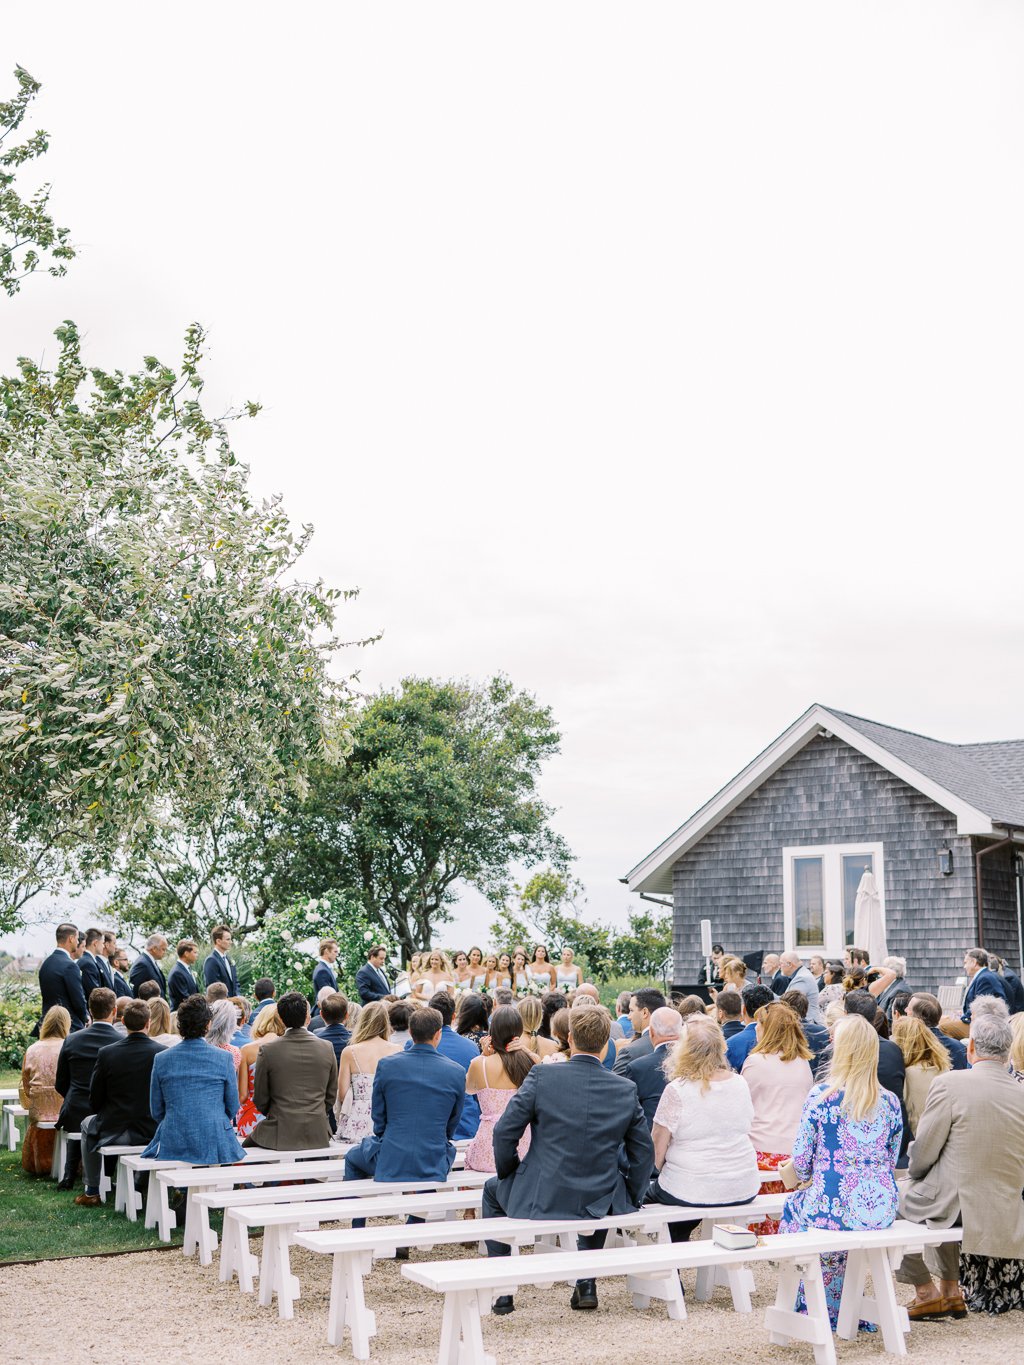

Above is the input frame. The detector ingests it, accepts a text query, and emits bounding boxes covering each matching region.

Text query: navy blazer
[355,961,391,1003]
[1001,969,1024,1015]
[359,1043,466,1182]
[405,1025,481,1139]
[89,1031,165,1145]
[203,951,239,995]
[961,968,1009,1022]
[312,961,338,997]
[622,1042,671,1129]
[129,954,167,999]
[168,960,200,1012]
[492,1054,654,1219]
[95,954,116,991]
[317,1022,351,1066]
[613,1030,652,1075]
[37,949,88,1034]
[142,1037,247,1164]
[932,1026,969,1071]
[79,952,104,1002]
[55,1022,122,1129]
[112,969,132,999]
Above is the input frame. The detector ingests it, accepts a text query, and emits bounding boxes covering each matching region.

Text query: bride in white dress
[414,950,457,999]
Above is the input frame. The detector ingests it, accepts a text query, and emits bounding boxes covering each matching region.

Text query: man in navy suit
[110,948,133,1000]
[315,992,352,1066]
[406,992,480,1138]
[128,934,168,998]
[312,939,340,997]
[98,932,119,991]
[202,925,239,995]
[54,987,121,1186]
[355,945,392,1003]
[36,923,88,1034]
[344,1005,465,1199]
[168,939,201,1012]
[484,1006,654,1314]
[621,1007,681,1129]
[78,928,106,999]
[941,947,1009,1040]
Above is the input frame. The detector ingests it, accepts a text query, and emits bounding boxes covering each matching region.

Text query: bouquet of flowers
[516,979,546,999]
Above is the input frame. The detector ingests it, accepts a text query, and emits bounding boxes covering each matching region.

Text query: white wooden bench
[293,1194,788,1360]
[403,1221,963,1365]
[225,1187,486,1317]
[0,1088,18,1151]
[50,1127,80,1181]
[2,1102,28,1150]
[202,1170,491,1279]
[99,1144,145,1210]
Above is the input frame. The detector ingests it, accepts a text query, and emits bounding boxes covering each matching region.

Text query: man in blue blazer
[483,1006,654,1314]
[110,948,133,1000]
[940,947,1010,1039]
[620,1007,681,1129]
[312,939,340,997]
[128,935,168,998]
[78,928,106,1000]
[168,940,201,1012]
[344,1005,465,1188]
[355,945,392,1003]
[202,925,239,995]
[36,923,88,1034]
[409,992,480,1139]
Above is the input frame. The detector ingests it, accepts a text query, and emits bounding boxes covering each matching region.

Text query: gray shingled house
[625,705,1024,990]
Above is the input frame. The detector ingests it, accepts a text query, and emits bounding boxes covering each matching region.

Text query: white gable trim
[625,704,995,895]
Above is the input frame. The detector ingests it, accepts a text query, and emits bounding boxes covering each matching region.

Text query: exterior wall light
[938,848,954,877]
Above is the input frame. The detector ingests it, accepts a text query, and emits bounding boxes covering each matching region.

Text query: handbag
[778,1157,811,1191]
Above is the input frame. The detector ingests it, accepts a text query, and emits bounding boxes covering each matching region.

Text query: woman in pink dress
[236,1004,286,1137]
[19,1006,70,1175]
[464,1006,535,1172]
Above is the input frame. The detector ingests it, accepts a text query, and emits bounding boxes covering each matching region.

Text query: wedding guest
[779,1015,902,1328]
[465,1006,535,1172]
[142,995,247,1164]
[206,999,242,1074]
[229,996,252,1047]
[205,982,228,1002]
[613,988,667,1073]
[386,1000,412,1046]
[309,986,335,1030]
[892,1015,951,1138]
[245,991,337,1151]
[203,924,239,995]
[646,1016,759,1243]
[716,990,745,1039]
[725,984,774,1071]
[517,995,556,1058]
[622,1006,682,1128]
[455,993,489,1048]
[75,1000,163,1206]
[355,945,392,1003]
[908,992,968,1071]
[250,977,276,1020]
[147,997,180,1047]
[1011,1013,1024,1082]
[844,989,906,1117]
[19,1006,69,1174]
[616,991,635,1038]
[235,1004,286,1139]
[542,1008,572,1064]
[817,961,847,1009]
[677,994,708,1018]
[699,944,726,985]
[494,987,515,1006]
[483,1006,653,1315]
[555,947,583,993]
[168,940,200,1012]
[316,993,351,1065]
[36,923,87,1034]
[717,957,748,992]
[809,955,826,988]
[336,1001,400,1140]
[110,949,133,1001]
[54,988,120,1187]
[741,1003,813,1233]
[112,996,131,1036]
[137,981,162,1003]
[128,934,168,999]
[418,992,479,1138]
[941,947,1008,1039]
[780,989,830,1072]
[778,952,824,1025]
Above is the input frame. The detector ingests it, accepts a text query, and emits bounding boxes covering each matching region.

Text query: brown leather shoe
[73,1193,101,1208]
[908,1295,966,1321]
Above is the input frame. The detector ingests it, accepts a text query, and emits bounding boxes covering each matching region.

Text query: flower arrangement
[516,979,546,999]
[244,889,383,1001]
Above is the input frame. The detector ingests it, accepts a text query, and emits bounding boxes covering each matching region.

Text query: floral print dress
[779,1082,902,1328]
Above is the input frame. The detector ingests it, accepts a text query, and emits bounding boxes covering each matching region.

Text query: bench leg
[155,1177,175,1243]
[766,1261,803,1346]
[51,1130,66,1181]
[800,1257,838,1365]
[258,1225,280,1308]
[341,1253,376,1360]
[437,1292,460,1365]
[218,1213,240,1283]
[196,1202,219,1267]
[98,1161,111,1203]
[627,1270,687,1320]
[867,1247,909,1355]
[765,1258,836,1365]
[182,1189,199,1257]
[143,1172,158,1230]
[835,1248,869,1341]
[456,1290,493,1365]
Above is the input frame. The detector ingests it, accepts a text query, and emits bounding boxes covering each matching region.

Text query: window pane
[793,857,824,946]
[842,853,874,947]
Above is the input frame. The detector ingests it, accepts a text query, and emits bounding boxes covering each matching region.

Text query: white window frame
[781,842,886,957]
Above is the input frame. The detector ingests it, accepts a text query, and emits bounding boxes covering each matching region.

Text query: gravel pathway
[1,1241,1019,1364]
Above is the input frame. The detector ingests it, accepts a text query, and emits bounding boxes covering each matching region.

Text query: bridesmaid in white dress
[511,949,531,994]
[415,950,457,999]
[493,952,513,990]
[453,951,474,991]
[529,944,556,990]
[467,946,488,991]
[556,946,583,993]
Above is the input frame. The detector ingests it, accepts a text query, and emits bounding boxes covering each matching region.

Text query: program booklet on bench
[712,1223,758,1250]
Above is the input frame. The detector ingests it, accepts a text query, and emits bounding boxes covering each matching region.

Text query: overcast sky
[4,2,1024,957]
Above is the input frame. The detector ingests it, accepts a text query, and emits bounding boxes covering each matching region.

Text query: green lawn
[0,1066,188,1263]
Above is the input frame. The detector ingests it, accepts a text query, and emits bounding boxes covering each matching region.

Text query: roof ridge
[827,706,1024,750]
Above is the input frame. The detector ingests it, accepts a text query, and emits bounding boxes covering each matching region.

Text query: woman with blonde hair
[718,957,748,992]
[236,1004,286,1137]
[893,1015,952,1136]
[646,1017,760,1243]
[541,1007,571,1063]
[741,1003,814,1233]
[336,1000,399,1139]
[1011,1012,1024,1083]
[779,1014,902,1328]
[414,950,456,999]
[19,1006,70,1174]
[147,997,180,1048]
[517,995,556,1057]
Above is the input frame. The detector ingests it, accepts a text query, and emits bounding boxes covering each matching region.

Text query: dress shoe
[56,1178,75,1192]
[908,1294,967,1321]
[394,1247,409,1261]
[570,1279,599,1310]
[492,1295,515,1315]
[74,1194,101,1208]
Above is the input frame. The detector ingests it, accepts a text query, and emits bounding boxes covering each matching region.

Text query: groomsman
[313,940,340,996]
[356,945,392,1003]
[37,923,88,1034]
[128,934,168,998]
[98,932,118,990]
[110,948,133,1000]
[78,928,106,999]
[168,940,201,1011]
[203,925,239,995]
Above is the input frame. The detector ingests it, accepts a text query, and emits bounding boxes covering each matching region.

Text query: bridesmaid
[529,944,555,990]
[511,949,531,994]
[494,952,513,990]
[463,1006,535,1171]
[467,947,488,991]
[453,951,474,990]
[556,947,583,993]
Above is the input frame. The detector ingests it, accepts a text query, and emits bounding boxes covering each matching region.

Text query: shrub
[243,890,385,1001]
[0,979,41,1068]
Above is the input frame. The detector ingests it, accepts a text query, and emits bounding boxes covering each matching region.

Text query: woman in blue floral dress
[780,1013,903,1328]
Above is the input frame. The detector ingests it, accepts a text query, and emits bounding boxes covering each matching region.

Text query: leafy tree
[243,889,380,1000]
[258,677,570,961]
[1,67,74,295]
[608,906,673,978]
[490,869,614,980]
[0,321,354,928]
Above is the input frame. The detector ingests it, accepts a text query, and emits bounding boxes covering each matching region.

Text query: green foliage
[609,906,673,979]
[0,978,41,1068]
[243,889,382,1000]
[0,67,75,296]
[257,677,570,960]
[0,320,357,928]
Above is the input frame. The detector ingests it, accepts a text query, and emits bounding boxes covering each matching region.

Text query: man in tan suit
[245,990,338,1151]
[896,1003,1024,1320]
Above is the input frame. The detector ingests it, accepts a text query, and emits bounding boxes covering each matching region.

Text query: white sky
[4,2,1024,956]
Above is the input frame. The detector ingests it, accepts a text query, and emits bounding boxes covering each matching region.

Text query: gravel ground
[0,1240,1019,1364]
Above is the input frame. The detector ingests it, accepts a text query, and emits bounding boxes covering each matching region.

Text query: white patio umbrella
[853,869,887,963]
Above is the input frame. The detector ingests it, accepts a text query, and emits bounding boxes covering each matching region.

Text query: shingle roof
[829,710,1024,827]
